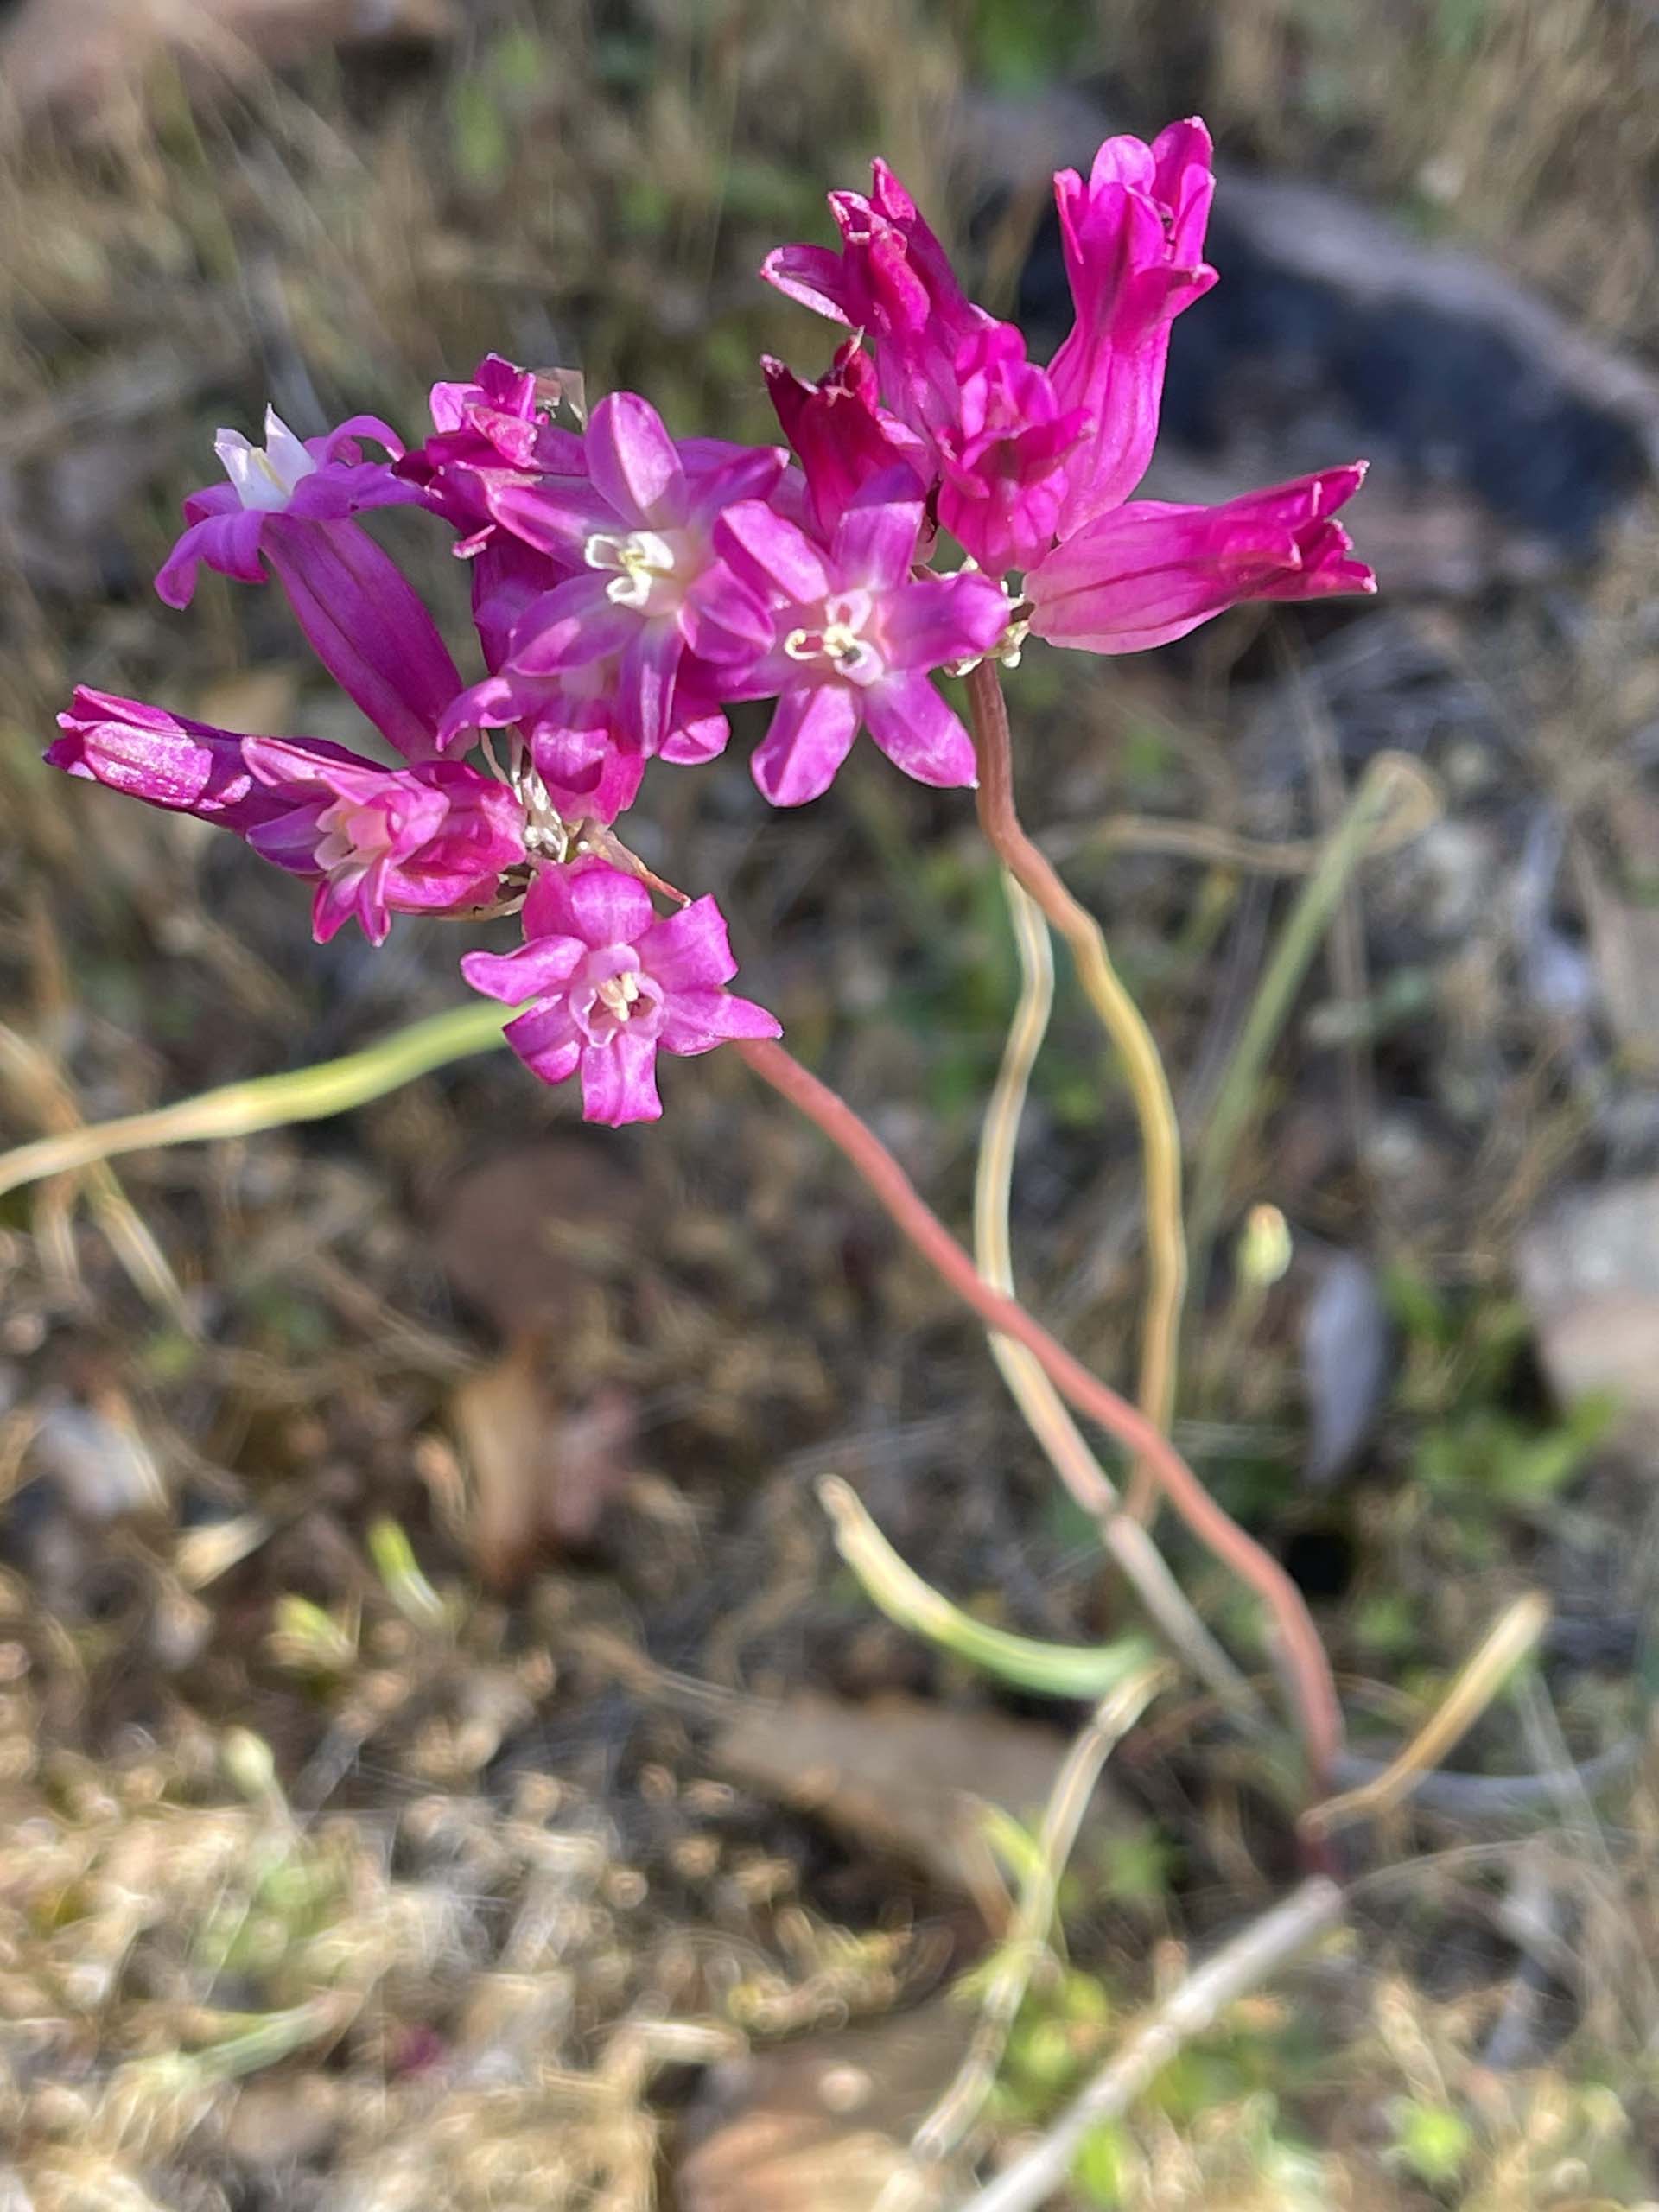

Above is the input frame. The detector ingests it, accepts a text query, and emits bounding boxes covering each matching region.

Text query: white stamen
[584,528,677,611]
[781,590,883,688]
[597,971,643,1020]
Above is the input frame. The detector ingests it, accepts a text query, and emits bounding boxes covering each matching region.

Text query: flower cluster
[48,119,1374,1125]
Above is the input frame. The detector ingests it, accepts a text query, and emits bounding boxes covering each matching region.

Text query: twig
[965,661,1187,1524]
[974,869,1262,1721]
[737,1036,1343,1788]
[957,1877,1345,2212]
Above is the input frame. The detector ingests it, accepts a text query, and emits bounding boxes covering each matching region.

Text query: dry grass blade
[1306,1592,1553,1838]
[1187,752,1440,1295]
[0,1021,191,1327]
[964,664,1189,1526]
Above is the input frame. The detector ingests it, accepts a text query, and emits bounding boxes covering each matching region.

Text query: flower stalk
[965,658,1189,1524]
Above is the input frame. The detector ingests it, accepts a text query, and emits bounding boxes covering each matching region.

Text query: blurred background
[3,3,1659,2206]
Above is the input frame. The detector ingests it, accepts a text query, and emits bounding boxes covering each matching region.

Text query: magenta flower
[1046,120,1218,535]
[762,344,926,538]
[480,394,785,754]
[461,859,779,1126]
[396,354,586,555]
[931,324,1090,575]
[715,479,1010,806]
[156,406,461,764]
[439,652,728,830]
[47,690,524,947]
[1025,464,1376,655]
[239,741,525,945]
[763,160,989,454]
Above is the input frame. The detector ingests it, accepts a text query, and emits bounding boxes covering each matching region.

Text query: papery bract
[1046,119,1218,534]
[715,475,1009,805]
[1025,463,1376,655]
[461,859,779,1125]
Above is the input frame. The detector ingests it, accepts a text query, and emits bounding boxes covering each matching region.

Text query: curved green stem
[0,1001,512,1198]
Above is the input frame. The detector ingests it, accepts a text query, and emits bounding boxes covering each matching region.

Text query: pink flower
[1046,120,1218,534]
[461,859,779,1126]
[762,344,926,538]
[439,654,728,830]
[763,160,989,455]
[1025,464,1376,655]
[480,394,785,755]
[931,324,1090,575]
[46,690,524,947]
[239,741,524,946]
[715,478,1011,805]
[396,354,586,555]
[156,406,461,763]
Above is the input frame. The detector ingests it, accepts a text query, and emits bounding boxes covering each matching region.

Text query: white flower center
[783,590,883,687]
[216,406,318,513]
[596,970,643,1020]
[584,528,678,611]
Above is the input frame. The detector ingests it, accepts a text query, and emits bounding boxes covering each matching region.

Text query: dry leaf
[678,1999,974,2212]
[711,1692,1143,1899]
[448,1338,634,1589]
[433,1140,641,1339]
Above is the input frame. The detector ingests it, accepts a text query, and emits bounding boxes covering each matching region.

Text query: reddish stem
[735,1034,1343,1789]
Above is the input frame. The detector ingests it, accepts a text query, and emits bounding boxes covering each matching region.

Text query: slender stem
[736,1036,1342,1788]
[957,1876,1344,2212]
[975,871,1260,1720]
[965,660,1186,1523]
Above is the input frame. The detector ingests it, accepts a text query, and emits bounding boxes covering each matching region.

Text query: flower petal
[586,392,683,526]
[830,484,925,592]
[715,500,833,609]
[579,1031,662,1125]
[658,988,782,1056]
[750,681,860,807]
[461,936,587,1004]
[524,859,656,950]
[637,895,739,991]
[502,1010,582,1090]
[861,671,977,788]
